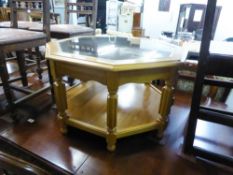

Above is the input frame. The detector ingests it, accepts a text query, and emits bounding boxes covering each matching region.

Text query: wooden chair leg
[27,48,34,60]
[35,47,43,80]
[15,51,28,87]
[0,52,15,107]
[0,52,17,121]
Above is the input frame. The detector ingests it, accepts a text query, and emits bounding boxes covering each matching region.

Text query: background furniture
[96,0,106,33]
[177,40,233,102]
[175,3,221,40]
[106,0,144,36]
[0,1,95,38]
[183,0,233,167]
[0,7,10,21]
[0,0,50,118]
[178,55,229,102]
[39,0,97,40]
[29,11,60,24]
[54,0,98,85]
[65,0,98,29]
[178,60,219,99]
[0,0,98,87]
[106,0,123,31]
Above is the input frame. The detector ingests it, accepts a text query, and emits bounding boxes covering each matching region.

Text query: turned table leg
[158,79,175,136]
[50,60,68,133]
[106,86,118,151]
[54,76,68,133]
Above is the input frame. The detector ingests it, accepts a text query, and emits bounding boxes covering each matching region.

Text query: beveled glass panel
[54,35,179,65]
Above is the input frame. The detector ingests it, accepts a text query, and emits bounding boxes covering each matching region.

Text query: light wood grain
[66,81,161,137]
[47,36,180,151]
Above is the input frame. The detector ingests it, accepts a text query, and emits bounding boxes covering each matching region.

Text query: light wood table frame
[46,35,181,151]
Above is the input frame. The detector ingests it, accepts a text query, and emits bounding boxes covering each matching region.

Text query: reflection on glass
[59,35,172,62]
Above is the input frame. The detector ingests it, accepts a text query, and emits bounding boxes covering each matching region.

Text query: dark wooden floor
[0,62,232,175]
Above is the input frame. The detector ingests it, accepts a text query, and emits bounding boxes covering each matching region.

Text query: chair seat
[0,21,41,29]
[50,24,94,35]
[0,21,95,38]
[31,24,94,39]
[0,28,46,46]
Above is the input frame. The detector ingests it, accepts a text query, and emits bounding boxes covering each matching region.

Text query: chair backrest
[64,0,98,29]
[9,0,50,38]
[0,151,50,175]
[0,7,10,21]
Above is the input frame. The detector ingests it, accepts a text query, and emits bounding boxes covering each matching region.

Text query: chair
[26,0,97,39]
[0,1,97,86]
[183,0,233,167]
[0,7,10,21]
[65,0,97,29]
[8,0,51,80]
[0,0,97,38]
[51,0,98,85]
[0,151,50,175]
[178,56,222,101]
[0,0,50,118]
[49,0,98,39]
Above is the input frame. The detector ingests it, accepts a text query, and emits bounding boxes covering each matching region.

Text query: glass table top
[53,35,181,65]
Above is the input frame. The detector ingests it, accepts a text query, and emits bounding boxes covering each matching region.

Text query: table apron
[52,61,178,86]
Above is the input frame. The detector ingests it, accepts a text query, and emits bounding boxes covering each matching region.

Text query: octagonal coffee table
[46,35,182,151]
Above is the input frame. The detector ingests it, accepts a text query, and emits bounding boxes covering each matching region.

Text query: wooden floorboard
[0,110,88,175]
[0,61,232,175]
[0,119,11,133]
[0,90,232,175]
